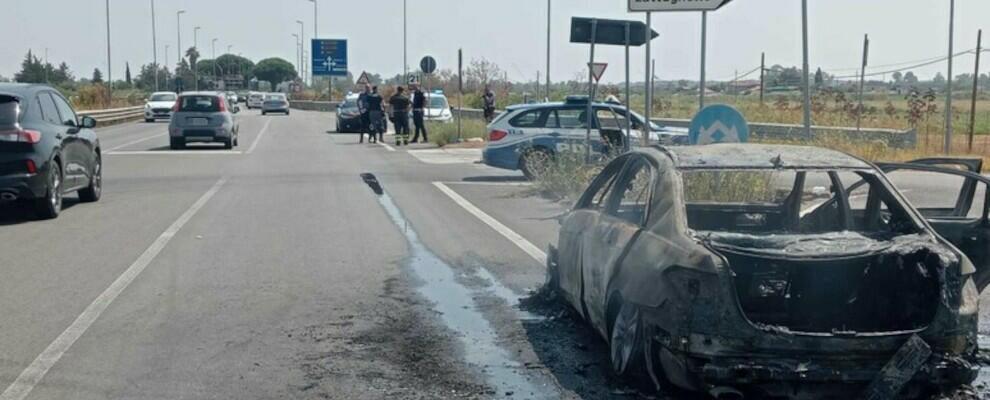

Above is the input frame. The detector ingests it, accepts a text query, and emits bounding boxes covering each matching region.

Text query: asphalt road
[1,109,989,399]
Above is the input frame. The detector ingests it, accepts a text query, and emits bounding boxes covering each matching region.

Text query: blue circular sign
[688,104,750,145]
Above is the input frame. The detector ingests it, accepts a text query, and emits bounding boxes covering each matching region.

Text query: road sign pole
[458,49,463,142]
[624,22,632,153]
[699,11,707,110]
[644,12,652,147]
[586,19,597,164]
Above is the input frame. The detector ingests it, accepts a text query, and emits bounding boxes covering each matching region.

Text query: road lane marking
[443,181,532,187]
[107,132,167,152]
[0,178,228,400]
[246,118,273,154]
[379,142,396,152]
[432,182,547,265]
[107,150,243,156]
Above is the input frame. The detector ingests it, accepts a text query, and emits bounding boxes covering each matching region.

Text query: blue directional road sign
[689,104,750,145]
[312,39,348,76]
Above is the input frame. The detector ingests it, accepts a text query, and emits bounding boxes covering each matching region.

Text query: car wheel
[224,138,234,150]
[521,148,552,180]
[169,138,184,150]
[34,161,63,219]
[609,299,646,379]
[234,135,239,147]
[262,111,267,116]
[78,154,102,203]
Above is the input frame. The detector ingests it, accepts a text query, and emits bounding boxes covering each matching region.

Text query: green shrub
[427,118,489,147]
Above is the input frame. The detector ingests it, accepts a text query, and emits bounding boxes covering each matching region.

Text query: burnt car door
[581,155,656,335]
[557,155,629,315]
[877,159,990,291]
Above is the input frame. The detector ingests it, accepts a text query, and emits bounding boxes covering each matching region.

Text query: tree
[125,62,132,85]
[464,58,504,92]
[14,50,46,83]
[53,62,73,85]
[252,58,297,89]
[903,71,919,84]
[814,68,824,88]
[891,71,903,86]
[92,68,104,83]
[932,72,946,85]
[0,75,9,83]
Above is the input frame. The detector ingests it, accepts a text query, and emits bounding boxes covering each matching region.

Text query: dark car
[547,144,986,399]
[0,83,102,219]
[335,95,363,133]
[168,92,240,150]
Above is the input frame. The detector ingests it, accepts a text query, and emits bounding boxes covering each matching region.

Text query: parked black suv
[0,83,102,219]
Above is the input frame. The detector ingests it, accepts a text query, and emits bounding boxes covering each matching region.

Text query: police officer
[411,84,428,143]
[483,85,496,123]
[357,84,371,143]
[389,86,412,146]
[366,86,385,144]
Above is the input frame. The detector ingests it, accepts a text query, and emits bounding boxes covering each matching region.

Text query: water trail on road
[365,174,556,399]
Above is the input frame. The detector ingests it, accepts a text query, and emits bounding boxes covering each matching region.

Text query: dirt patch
[289,275,491,399]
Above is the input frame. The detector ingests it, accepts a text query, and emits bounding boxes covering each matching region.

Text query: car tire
[520,148,552,180]
[262,111,267,116]
[286,111,290,116]
[78,155,102,203]
[34,161,63,220]
[234,136,239,147]
[224,138,234,150]
[170,138,184,150]
[609,298,647,380]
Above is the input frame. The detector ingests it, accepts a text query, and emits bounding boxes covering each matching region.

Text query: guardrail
[651,118,917,149]
[78,105,145,126]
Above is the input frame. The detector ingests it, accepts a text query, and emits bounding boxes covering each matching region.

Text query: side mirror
[80,116,97,129]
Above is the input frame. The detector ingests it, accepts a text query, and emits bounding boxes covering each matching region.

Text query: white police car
[423,90,453,123]
[482,96,688,179]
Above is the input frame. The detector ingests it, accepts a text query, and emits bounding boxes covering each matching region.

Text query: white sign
[589,63,608,82]
[356,71,371,85]
[629,0,733,12]
[408,75,420,85]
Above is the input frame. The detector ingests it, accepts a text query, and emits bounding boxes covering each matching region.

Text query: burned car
[547,144,989,399]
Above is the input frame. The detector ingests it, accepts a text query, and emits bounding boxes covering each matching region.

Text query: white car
[247,92,265,109]
[423,91,453,123]
[143,91,178,122]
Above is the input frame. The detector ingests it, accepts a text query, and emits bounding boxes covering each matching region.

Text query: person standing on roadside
[483,85,497,123]
[357,84,372,143]
[411,84,428,143]
[365,86,385,144]
[389,86,412,146]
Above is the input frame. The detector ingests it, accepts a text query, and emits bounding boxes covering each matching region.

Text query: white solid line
[107,150,243,156]
[443,181,533,187]
[107,132,166,152]
[379,142,396,152]
[246,118,273,154]
[0,178,228,400]
[433,182,547,265]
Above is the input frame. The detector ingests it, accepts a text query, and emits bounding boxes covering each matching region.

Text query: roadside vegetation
[425,119,488,147]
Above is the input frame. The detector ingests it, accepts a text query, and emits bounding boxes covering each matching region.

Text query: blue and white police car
[482,96,688,178]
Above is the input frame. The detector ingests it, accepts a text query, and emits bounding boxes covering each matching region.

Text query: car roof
[0,83,55,99]
[150,91,177,95]
[656,143,873,170]
[179,91,223,96]
[505,101,623,112]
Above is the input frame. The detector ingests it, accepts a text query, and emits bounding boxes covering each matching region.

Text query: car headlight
[145,104,151,109]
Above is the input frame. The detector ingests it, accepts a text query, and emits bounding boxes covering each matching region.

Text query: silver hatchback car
[168,92,240,150]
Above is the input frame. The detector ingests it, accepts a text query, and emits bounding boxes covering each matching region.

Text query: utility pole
[969,29,982,152]
[296,20,305,85]
[165,44,169,90]
[194,26,201,90]
[944,0,956,154]
[699,11,707,110]
[857,34,870,133]
[652,59,657,109]
[293,34,301,80]
[105,0,112,105]
[403,0,408,84]
[176,10,185,68]
[151,0,158,91]
[546,0,551,101]
[643,12,652,147]
[212,38,218,83]
[760,53,767,106]
[310,0,318,37]
[801,0,812,139]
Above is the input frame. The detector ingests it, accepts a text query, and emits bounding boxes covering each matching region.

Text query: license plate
[190,118,209,126]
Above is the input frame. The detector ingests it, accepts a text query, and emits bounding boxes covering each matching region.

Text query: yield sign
[356,71,371,85]
[589,63,608,82]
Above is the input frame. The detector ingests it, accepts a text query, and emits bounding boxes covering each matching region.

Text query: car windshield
[341,99,358,109]
[149,94,176,102]
[178,95,221,112]
[265,95,284,101]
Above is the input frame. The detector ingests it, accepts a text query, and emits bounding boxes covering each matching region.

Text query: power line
[831,48,977,79]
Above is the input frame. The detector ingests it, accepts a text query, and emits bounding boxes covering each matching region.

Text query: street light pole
[699,11,707,110]
[105,0,113,104]
[801,0,812,139]
[176,10,185,68]
[194,26,201,90]
[644,12,652,146]
[297,20,305,85]
[944,0,955,154]
[403,0,408,84]
[151,0,158,91]
[293,34,301,80]
[309,0,318,37]
[165,44,169,89]
[212,38,218,84]
[546,0,551,101]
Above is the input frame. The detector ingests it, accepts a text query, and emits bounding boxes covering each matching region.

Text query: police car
[422,90,453,123]
[482,96,688,179]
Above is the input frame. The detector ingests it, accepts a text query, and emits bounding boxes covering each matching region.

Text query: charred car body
[548,144,988,398]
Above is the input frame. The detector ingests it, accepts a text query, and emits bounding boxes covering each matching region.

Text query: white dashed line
[0,178,228,400]
[107,150,243,156]
[246,118,273,154]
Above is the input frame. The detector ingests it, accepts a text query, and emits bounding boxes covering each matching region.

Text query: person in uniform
[389,86,412,146]
[365,86,385,144]
[411,84,428,143]
[483,85,496,122]
[357,85,371,143]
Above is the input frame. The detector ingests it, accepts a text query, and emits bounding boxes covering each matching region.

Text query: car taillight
[217,98,226,112]
[25,159,37,174]
[0,129,42,144]
[489,130,508,142]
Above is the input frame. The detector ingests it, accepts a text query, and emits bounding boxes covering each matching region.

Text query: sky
[1,0,988,85]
